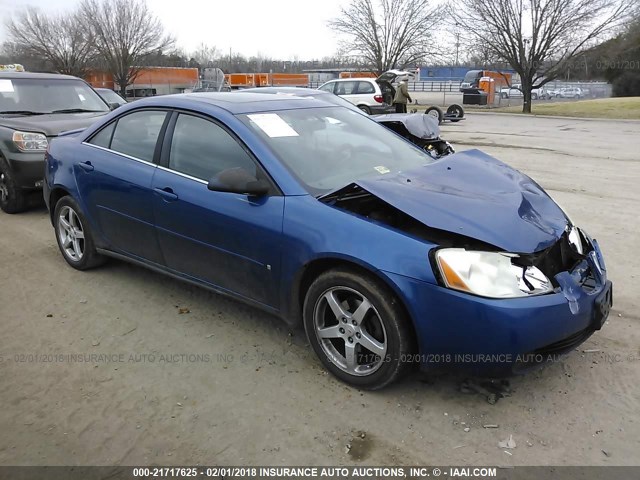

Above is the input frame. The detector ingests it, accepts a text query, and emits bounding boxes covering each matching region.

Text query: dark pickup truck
[0,72,111,213]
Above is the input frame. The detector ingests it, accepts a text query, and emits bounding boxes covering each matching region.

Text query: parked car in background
[500,84,548,100]
[44,92,612,389]
[546,88,562,98]
[560,87,584,99]
[0,72,110,213]
[95,88,127,108]
[318,78,392,114]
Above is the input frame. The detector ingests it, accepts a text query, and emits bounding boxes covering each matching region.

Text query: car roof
[325,78,376,83]
[126,92,338,115]
[238,87,326,96]
[0,71,82,80]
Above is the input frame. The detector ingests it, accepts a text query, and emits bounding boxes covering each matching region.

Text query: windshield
[239,107,435,195]
[0,77,109,114]
[98,89,126,105]
[462,70,482,84]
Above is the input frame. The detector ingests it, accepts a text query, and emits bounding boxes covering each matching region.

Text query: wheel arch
[48,186,71,225]
[286,256,416,339]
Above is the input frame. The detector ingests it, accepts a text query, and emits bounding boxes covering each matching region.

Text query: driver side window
[168,114,256,181]
[318,83,335,93]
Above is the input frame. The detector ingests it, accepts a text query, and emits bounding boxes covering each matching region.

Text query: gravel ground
[1,113,639,467]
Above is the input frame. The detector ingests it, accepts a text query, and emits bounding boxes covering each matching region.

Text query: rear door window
[110,110,167,162]
[356,81,375,94]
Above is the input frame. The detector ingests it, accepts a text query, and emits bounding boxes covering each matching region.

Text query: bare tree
[329,0,443,74]
[80,0,174,96]
[191,43,219,68]
[453,0,633,112]
[5,7,96,77]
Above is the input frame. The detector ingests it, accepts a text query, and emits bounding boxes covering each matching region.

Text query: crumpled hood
[355,149,568,253]
[373,113,441,139]
[0,112,108,137]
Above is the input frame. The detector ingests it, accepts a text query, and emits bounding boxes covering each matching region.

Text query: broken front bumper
[381,238,612,376]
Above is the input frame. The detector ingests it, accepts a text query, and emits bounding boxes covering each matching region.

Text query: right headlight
[435,248,553,299]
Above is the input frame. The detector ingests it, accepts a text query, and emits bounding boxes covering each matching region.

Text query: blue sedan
[44,93,612,389]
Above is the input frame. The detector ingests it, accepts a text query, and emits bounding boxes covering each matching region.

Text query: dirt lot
[1,113,639,467]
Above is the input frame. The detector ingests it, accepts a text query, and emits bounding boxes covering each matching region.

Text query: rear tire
[303,268,415,390]
[0,157,28,214]
[358,105,372,115]
[53,196,105,270]
[446,104,464,122]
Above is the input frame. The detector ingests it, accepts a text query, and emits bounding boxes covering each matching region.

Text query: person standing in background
[393,77,412,113]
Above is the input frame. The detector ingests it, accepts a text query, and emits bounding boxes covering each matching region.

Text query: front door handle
[154,187,178,202]
[78,161,94,172]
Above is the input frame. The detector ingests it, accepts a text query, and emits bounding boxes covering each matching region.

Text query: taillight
[374,95,383,103]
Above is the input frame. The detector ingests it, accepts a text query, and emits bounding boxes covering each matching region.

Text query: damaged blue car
[44,93,612,389]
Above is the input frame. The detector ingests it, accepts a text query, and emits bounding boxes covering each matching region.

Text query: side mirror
[207,167,270,196]
[109,102,121,111]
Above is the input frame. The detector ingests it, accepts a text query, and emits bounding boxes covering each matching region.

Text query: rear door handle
[154,187,178,202]
[78,161,94,172]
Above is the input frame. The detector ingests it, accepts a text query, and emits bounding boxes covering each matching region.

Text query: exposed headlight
[12,131,48,152]
[554,199,584,255]
[567,225,584,255]
[435,248,553,298]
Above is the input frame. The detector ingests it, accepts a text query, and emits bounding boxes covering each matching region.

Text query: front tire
[0,158,27,214]
[53,196,104,270]
[425,106,444,124]
[303,268,414,390]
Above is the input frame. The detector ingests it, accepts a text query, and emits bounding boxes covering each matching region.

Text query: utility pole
[454,22,461,66]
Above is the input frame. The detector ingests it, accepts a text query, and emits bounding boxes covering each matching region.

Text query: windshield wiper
[0,110,47,116]
[49,108,106,114]
[317,183,365,202]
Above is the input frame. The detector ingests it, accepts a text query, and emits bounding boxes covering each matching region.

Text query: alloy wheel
[313,286,387,376]
[57,206,85,261]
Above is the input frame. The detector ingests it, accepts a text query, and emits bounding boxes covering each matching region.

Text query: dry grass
[481,97,640,119]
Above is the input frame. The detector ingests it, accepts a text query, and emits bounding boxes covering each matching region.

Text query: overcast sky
[0,0,346,59]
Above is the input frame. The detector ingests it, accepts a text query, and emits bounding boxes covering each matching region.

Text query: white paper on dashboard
[0,79,15,93]
[248,113,299,138]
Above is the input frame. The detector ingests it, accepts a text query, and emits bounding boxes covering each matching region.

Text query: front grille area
[535,233,583,282]
[516,230,593,289]
[514,327,595,371]
[533,327,594,357]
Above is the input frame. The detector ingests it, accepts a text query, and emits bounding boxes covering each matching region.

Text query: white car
[318,78,393,115]
[500,84,548,100]
[560,87,584,99]
[546,88,562,98]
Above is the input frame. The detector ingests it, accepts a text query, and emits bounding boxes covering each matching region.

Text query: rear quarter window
[88,122,115,148]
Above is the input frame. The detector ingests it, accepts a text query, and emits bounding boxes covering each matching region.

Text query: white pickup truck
[500,84,548,100]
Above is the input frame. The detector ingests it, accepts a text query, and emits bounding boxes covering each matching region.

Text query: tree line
[2,0,638,110]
